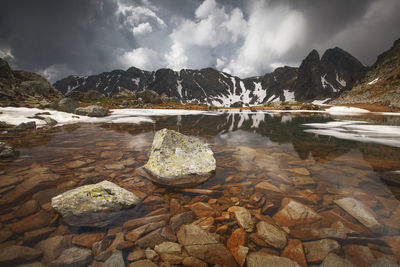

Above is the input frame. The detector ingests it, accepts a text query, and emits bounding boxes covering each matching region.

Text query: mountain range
[53,47,367,107]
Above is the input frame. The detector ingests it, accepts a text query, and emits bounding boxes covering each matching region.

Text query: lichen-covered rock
[75,105,108,117]
[51,180,142,227]
[141,129,216,187]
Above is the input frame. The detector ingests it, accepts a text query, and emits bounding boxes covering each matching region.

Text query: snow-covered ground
[0,107,211,128]
[303,120,400,148]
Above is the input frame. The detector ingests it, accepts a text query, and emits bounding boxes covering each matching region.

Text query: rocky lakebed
[0,107,399,267]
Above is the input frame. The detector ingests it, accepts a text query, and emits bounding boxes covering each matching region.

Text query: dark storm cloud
[0,0,399,82]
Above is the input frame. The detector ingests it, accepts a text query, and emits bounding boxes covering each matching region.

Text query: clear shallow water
[1,111,400,266]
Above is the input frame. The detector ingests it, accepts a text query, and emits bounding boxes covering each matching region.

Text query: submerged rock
[140,129,216,187]
[75,105,109,117]
[247,252,301,267]
[51,180,142,227]
[0,142,15,158]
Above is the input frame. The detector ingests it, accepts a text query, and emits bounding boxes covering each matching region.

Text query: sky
[0,0,399,83]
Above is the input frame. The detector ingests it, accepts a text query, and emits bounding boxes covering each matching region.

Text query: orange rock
[72,232,105,248]
[227,229,248,267]
[9,210,50,234]
[272,198,321,227]
[281,239,307,267]
[189,202,220,217]
[255,181,281,194]
[343,244,375,267]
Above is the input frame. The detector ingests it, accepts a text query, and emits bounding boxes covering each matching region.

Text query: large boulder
[75,105,109,117]
[57,97,80,113]
[140,129,216,187]
[51,180,142,227]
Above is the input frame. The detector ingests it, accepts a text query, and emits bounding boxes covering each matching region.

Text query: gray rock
[0,245,42,266]
[34,235,67,264]
[44,117,57,126]
[256,221,287,249]
[247,252,301,267]
[103,250,125,267]
[177,224,236,266]
[335,197,383,233]
[51,180,142,227]
[75,105,108,117]
[141,129,216,187]
[57,98,80,113]
[48,247,92,267]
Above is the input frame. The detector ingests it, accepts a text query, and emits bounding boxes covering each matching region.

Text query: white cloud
[119,47,164,70]
[225,1,306,77]
[0,47,14,60]
[132,22,153,36]
[165,41,188,70]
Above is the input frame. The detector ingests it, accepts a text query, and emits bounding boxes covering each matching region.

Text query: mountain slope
[0,58,62,107]
[53,47,366,106]
[331,38,400,108]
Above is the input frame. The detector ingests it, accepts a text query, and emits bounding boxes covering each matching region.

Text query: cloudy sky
[0,0,399,82]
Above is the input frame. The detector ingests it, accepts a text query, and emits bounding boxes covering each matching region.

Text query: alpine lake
[0,109,400,266]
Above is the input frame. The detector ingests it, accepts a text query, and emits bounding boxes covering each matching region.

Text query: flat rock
[9,210,50,234]
[126,220,166,242]
[23,227,56,244]
[272,198,322,227]
[129,259,157,267]
[343,244,375,267]
[256,221,287,249]
[127,248,145,262]
[290,227,351,241]
[34,235,67,264]
[103,250,125,267]
[177,224,236,266]
[254,181,282,194]
[170,211,196,233]
[0,245,42,266]
[321,253,357,267]
[335,197,383,233]
[72,232,105,248]
[182,256,208,267]
[135,228,166,248]
[303,239,340,263]
[124,214,170,231]
[15,200,40,218]
[48,247,93,267]
[51,180,142,227]
[281,239,307,267]
[227,228,248,267]
[228,206,254,232]
[189,202,219,217]
[75,105,108,117]
[154,241,183,264]
[247,252,301,267]
[141,129,216,187]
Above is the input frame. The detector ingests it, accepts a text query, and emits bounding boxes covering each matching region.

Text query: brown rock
[100,151,123,160]
[129,259,157,267]
[193,217,215,232]
[0,245,42,266]
[189,202,220,217]
[116,240,135,250]
[343,244,375,267]
[255,181,282,194]
[303,239,340,263]
[72,232,105,248]
[321,253,357,267]
[281,239,307,267]
[290,227,350,241]
[126,220,166,242]
[154,241,183,264]
[170,211,196,233]
[127,248,145,262]
[227,228,248,267]
[228,206,254,232]
[3,167,61,205]
[335,197,383,233]
[182,256,208,267]
[9,210,50,234]
[177,224,236,266]
[34,235,67,264]
[66,160,87,169]
[0,175,23,189]
[272,198,322,227]
[24,227,56,244]
[170,198,186,215]
[15,200,40,218]
[0,228,13,243]
[161,225,177,242]
[123,214,170,231]
[256,221,287,249]
[247,252,301,267]
[145,248,158,261]
[287,168,310,176]
[48,247,93,267]
[135,228,166,248]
